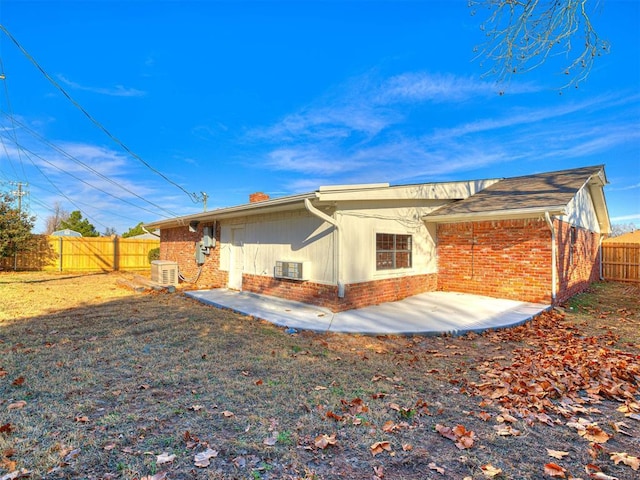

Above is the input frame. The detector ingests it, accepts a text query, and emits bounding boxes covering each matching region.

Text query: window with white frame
[376,233,412,270]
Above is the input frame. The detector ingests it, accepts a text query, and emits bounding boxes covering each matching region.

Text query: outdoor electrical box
[195,243,206,265]
[202,225,216,248]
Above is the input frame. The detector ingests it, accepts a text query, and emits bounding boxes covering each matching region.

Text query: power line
[1,110,180,218]
[0,129,176,220]
[0,56,27,180]
[0,23,202,204]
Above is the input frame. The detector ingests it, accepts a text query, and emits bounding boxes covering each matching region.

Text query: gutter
[304,198,344,298]
[142,226,161,238]
[544,212,557,302]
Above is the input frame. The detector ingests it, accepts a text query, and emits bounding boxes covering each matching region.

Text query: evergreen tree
[122,222,146,238]
[0,192,35,259]
[60,210,99,237]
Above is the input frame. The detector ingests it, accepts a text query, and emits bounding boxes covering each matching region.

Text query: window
[376,233,412,270]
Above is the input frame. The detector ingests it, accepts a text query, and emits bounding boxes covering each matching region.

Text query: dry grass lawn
[0,272,639,479]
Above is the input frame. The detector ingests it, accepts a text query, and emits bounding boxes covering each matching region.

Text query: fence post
[113,235,119,271]
[59,236,63,272]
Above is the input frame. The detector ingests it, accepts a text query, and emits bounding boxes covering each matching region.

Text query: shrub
[148,247,160,263]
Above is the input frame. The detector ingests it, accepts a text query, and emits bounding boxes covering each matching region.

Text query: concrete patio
[184,288,550,335]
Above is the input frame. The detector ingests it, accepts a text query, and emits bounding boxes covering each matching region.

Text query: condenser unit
[274,261,310,281]
[151,260,178,286]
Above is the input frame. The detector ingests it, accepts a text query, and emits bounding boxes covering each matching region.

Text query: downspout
[544,212,557,303]
[304,198,344,298]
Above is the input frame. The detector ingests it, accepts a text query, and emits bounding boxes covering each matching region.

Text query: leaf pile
[469,310,639,419]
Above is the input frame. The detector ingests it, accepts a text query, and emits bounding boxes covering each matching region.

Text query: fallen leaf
[493,425,520,436]
[0,468,31,480]
[402,443,412,451]
[370,441,392,456]
[75,416,89,423]
[580,424,610,443]
[477,411,492,421]
[11,377,24,387]
[103,443,116,451]
[610,452,640,471]
[156,452,175,464]
[194,448,218,468]
[481,464,503,477]
[382,420,398,433]
[547,449,570,460]
[7,401,26,410]
[0,423,13,434]
[263,436,277,446]
[221,411,235,418]
[373,465,384,478]
[428,462,445,474]
[314,434,337,449]
[544,463,566,477]
[141,473,167,480]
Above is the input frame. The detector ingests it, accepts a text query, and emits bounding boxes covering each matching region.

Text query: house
[50,229,82,237]
[603,230,640,244]
[144,165,610,311]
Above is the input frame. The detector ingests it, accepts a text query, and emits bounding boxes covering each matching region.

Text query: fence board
[602,243,640,283]
[1,236,159,272]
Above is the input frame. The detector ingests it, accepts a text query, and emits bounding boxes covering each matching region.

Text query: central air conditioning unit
[274,261,310,281]
[151,260,178,286]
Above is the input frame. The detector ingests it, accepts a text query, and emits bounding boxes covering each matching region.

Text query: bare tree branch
[470,0,609,89]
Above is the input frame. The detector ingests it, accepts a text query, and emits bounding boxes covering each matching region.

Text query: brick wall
[160,224,227,288]
[437,219,552,303]
[437,218,602,305]
[555,220,602,304]
[242,272,437,312]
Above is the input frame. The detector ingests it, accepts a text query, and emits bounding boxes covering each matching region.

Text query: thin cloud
[379,72,537,103]
[611,214,640,222]
[57,74,146,97]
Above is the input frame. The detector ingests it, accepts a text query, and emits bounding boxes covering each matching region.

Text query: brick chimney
[249,192,270,203]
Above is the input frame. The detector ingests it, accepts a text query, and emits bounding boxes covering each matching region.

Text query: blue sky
[0,0,638,234]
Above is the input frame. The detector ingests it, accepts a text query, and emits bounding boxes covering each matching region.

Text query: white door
[228,228,244,290]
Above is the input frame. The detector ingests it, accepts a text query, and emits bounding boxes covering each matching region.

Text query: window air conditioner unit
[274,261,310,281]
[151,260,178,286]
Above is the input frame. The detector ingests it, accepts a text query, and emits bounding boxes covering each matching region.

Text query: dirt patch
[0,273,638,479]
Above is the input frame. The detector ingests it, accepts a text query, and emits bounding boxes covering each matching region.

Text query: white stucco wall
[561,186,601,232]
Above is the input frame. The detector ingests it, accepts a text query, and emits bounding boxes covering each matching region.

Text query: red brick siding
[437,219,602,305]
[555,219,602,304]
[437,219,552,303]
[242,273,437,312]
[160,224,227,288]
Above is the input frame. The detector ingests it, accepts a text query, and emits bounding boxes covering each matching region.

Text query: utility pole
[201,191,208,212]
[10,181,27,271]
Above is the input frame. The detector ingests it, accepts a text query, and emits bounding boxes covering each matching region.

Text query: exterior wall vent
[274,261,310,281]
[151,260,178,286]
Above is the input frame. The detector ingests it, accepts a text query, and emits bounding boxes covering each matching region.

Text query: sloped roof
[424,165,607,222]
[51,229,82,237]
[604,230,640,243]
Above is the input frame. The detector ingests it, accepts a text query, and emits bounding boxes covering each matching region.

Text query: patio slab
[184,289,550,335]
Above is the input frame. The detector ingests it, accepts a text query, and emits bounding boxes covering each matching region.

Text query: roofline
[144,192,317,230]
[423,206,567,223]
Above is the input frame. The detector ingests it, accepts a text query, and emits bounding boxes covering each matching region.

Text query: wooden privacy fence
[0,235,160,272]
[602,242,640,283]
